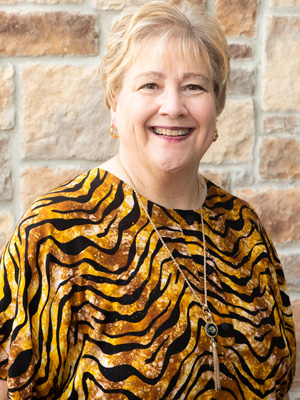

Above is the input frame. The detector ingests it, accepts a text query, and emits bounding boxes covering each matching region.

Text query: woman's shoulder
[18,167,124,229]
[204,177,259,219]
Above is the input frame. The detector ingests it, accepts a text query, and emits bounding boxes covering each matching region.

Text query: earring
[110,125,119,139]
[213,129,219,142]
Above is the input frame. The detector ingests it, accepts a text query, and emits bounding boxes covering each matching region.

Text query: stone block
[200,170,229,191]
[0,12,98,56]
[30,0,83,3]
[228,68,256,96]
[236,188,300,244]
[0,137,12,200]
[0,65,14,130]
[202,99,254,164]
[228,44,253,59]
[270,0,300,5]
[20,166,87,211]
[21,65,116,161]
[263,16,300,112]
[280,253,300,293]
[0,212,14,255]
[291,299,300,389]
[263,116,300,134]
[215,0,258,37]
[93,0,204,10]
[259,138,300,180]
[93,0,151,10]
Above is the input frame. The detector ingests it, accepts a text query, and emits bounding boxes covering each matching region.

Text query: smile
[152,128,191,137]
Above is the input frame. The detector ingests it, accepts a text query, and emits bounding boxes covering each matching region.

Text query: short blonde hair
[100,1,230,115]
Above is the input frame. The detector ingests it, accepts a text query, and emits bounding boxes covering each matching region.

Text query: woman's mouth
[152,127,191,137]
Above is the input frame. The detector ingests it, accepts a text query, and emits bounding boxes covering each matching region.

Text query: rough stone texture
[0,12,98,56]
[200,170,229,191]
[0,0,17,5]
[263,16,300,112]
[228,68,256,96]
[264,116,300,134]
[31,0,83,3]
[0,212,14,254]
[236,188,300,244]
[259,138,300,180]
[93,0,204,9]
[291,300,300,390]
[202,99,254,164]
[228,44,252,59]
[21,65,116,161]
[280,254,300,293]
[93,0,154,10]
[20,166,87,211]
[271,0,300,5]
[215,0,258,37]
[0,65,14,130]
[0,137,12,201]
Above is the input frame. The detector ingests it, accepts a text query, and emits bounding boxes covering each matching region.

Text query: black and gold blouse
[0,168,296,399]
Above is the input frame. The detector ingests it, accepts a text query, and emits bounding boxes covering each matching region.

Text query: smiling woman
[0,1,296,399]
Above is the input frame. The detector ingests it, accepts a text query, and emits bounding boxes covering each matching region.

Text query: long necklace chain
[119,160,221,391]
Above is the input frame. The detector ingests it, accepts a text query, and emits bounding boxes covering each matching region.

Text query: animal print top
[0,168,295,399]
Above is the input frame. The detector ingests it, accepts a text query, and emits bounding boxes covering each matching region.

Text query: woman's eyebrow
[133,71,165,81]
[182,73,210,85]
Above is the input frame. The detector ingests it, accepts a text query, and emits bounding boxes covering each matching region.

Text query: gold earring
[213,129,219,142]
[110,125,119,139]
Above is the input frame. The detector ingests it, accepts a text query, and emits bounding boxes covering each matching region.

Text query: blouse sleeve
[0,213,40,398]
[258,220,296,395]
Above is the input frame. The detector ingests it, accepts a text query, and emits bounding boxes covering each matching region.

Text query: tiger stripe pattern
[0,168,295,399]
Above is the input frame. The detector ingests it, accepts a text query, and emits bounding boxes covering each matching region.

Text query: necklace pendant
[205,321,218,338]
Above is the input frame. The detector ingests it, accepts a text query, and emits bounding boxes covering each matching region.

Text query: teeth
[153,128,190,136]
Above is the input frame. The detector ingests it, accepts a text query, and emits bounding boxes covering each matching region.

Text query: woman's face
[111,38,217,175]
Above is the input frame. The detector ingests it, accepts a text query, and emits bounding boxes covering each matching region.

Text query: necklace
[119,161,221,391]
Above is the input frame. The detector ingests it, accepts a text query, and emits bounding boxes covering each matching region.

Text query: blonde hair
[100,1,230,115]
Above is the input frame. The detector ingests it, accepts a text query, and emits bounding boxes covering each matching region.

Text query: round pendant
[205,321,218,338]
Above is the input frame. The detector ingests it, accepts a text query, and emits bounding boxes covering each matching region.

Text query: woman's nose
[158,89,188,118]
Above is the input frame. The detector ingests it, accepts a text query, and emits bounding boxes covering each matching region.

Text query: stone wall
[0,0,299,397]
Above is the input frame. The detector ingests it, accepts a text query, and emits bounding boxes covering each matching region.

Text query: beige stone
[0,212,14,254]
[0,137,12,201]
[291,299,300,389]
[93,0,204,9]
[31,0,83,3]
[270,0,300,5]
[200,170,229,191]
[228,68,255,96]
[202,99,255,164]
[0,65,14,130]
[236,188,300,244]
[263,116,299,134]
[259,138,300,180]
[263,16,300,112]
[280,254,300,293]
[21,65,116,161]
[20,166,87,212]
[93,0,149,10]
[215,0,258,37]
[0,0,17,4]
[228,44,252,59]
[0,12,98,56]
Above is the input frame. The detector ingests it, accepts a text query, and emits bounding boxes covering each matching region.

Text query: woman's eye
[140,83,158,90]
[186,84,205,91]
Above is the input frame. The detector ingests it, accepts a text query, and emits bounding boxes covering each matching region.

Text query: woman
[0,1,295,399]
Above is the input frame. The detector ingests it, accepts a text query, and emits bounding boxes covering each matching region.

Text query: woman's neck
[100,154,201,210]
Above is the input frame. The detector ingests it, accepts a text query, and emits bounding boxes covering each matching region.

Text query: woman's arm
[0,380,9,400]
